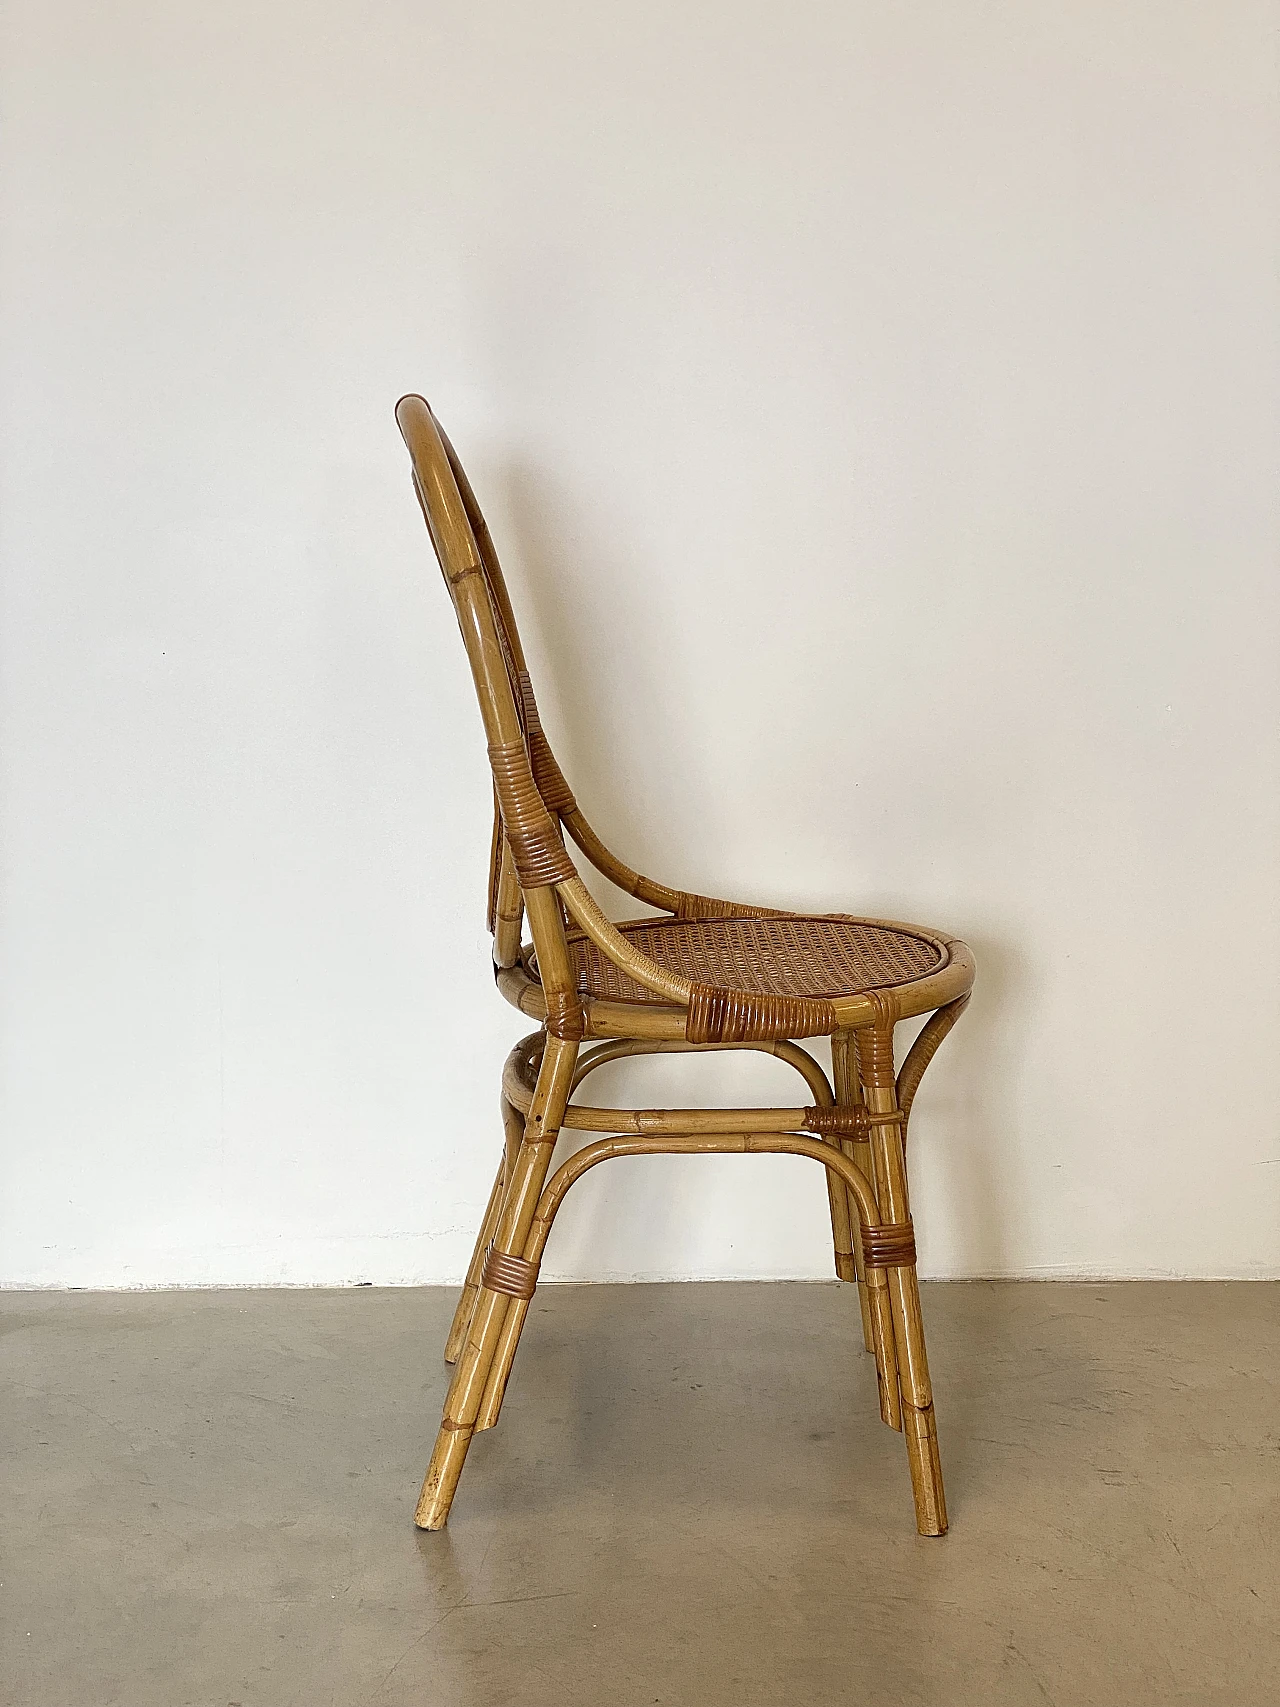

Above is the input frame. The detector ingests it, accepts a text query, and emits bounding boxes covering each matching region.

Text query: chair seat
[560,912,945,1006]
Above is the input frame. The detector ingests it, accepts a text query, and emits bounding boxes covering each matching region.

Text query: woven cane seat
[560,914,943,1007]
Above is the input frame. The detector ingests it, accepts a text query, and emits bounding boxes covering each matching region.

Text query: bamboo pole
[824,1037,858,1288]
[443,1130,511,1366]
[525,1130,880,1249]
[896,993,971,1136]
[569,1037,833,1106]
[857,1017,946,1535]
[415,1028,576,1528]
[833,1030,876,1352]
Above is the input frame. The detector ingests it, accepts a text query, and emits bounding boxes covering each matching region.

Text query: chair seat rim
[502,919,975,1037]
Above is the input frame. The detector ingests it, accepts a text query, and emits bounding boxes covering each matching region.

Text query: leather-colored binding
[860,1220,917,1270]
[803,1105,904,1138]
[543,986,585,1041]
[686,984,837,1044]
[855,1020,897,1087]
[481,1245,540,1300]
[488,741,577,889]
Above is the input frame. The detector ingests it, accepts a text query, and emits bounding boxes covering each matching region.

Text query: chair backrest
[395,395,584,1024]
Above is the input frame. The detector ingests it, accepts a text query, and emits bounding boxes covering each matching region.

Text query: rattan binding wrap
[804,1105,905,1138]
[543,986,585,1041]
[481,1245,539,1300]
[859,1220,917,1270]
[687,985,836,1044]
[488,741,577,889]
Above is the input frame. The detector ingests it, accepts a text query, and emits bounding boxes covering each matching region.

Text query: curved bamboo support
[557,877,692,1003]
[472,1130,900,1439]
[561,803,783,925]
[570,1037,834,1107]
[896,994,971,1135]
[560,806,683,913]
[502,1035,831,1139]
[528,1132,881,1252]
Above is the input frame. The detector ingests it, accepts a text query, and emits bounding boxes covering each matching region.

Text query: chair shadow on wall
[482,456,1032,1518]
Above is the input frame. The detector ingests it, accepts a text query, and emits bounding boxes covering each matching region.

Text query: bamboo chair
[396,394,975,1536]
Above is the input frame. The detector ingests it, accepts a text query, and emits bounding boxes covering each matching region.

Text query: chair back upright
[395,394,583,1036]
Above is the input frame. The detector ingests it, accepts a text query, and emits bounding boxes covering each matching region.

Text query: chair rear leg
[857,1018,946,1535]
[415,1033,577,1530]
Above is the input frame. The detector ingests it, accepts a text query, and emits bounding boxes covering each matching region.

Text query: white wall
[1,2,1277,1287]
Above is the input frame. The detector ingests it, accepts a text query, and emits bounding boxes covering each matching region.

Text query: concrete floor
[1,1283,1276,1707]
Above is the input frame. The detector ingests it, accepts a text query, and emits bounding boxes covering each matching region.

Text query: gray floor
[1,1283,1276,1707]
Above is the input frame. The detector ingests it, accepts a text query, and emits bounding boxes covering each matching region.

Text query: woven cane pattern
[568,915,941,1007]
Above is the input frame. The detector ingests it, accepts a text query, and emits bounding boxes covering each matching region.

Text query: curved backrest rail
[397,394,680,939]
[395,395,579,1003]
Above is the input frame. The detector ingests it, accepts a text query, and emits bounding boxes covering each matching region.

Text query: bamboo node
[860,1220,917,1270]
[481,1245,540,1301]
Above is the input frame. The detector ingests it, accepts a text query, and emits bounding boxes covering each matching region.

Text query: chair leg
[443,1115,516,1365]
[472,1099,533,1426]
[857,1017,947,1536]
[832,1031,875,1351]
[474,1286,530,1431]
[835,1029,901,1429]
[415,1033,577,1530]
[823,1132,858,1285]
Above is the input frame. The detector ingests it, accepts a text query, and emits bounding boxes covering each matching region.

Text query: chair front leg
[857,1015,947,1536]
[415,1031,578,1529]
[831,1031,876,1352]
[822,1120,859,1287]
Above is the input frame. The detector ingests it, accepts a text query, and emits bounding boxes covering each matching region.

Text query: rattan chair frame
[395,394,976,1537]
